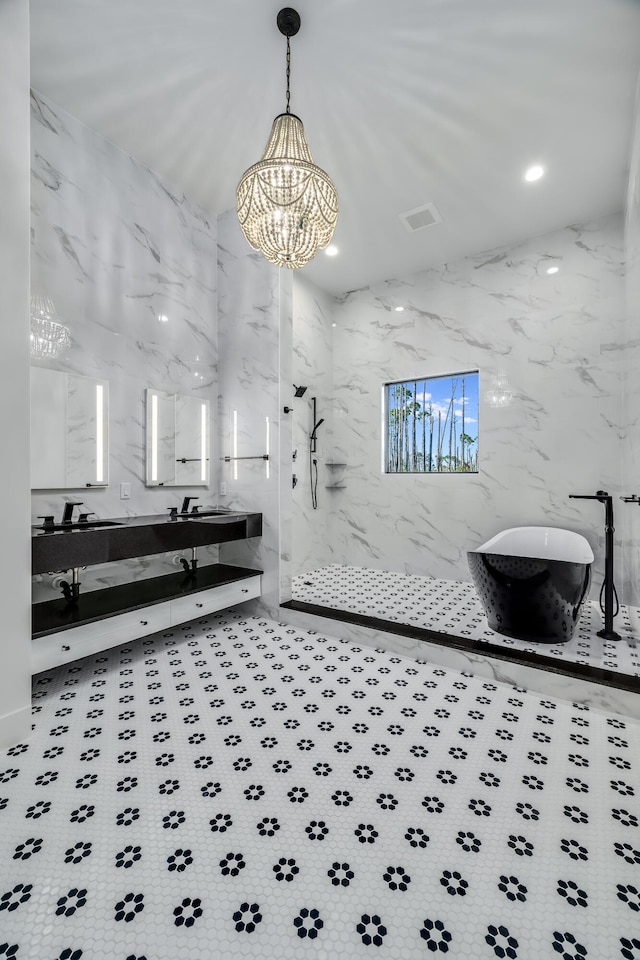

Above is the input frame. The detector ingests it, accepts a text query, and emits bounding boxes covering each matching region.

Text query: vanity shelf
[32,563,261,674]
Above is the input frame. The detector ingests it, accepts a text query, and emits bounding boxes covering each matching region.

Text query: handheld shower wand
[310,417,324,453]
[310,396,324,453]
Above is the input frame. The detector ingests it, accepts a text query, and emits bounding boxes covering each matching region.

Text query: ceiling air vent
[400,202,442,233]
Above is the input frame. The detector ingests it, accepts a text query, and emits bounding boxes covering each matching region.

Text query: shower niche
[325,462,347,489]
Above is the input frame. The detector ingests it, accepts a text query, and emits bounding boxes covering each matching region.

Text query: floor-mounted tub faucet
[569,490,621,641]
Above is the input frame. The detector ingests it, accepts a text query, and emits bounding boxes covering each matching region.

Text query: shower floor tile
[292,565,640,679]
[1,610,639,959]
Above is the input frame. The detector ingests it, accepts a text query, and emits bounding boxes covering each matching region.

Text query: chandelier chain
[285,35,291,113]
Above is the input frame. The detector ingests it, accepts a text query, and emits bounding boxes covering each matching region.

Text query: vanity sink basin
[34,520,125,532]
[171,510,239,520]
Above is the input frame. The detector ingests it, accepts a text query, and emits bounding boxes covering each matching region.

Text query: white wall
[217,210,293,615]
[293,214,626,599]
[30,92,219,600]
[291,274,335,574]
[623,75,640,607]
[0,0,33,747]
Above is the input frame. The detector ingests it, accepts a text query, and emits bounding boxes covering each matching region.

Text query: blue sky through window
[385,371,479,473]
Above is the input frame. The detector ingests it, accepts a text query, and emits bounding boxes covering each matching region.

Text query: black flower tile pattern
[293,564,640,677]
[0,610,638,958]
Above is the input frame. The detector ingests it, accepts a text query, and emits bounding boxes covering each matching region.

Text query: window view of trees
[386,371,479,473]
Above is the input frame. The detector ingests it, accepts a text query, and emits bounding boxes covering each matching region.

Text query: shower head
[294,384,308,398]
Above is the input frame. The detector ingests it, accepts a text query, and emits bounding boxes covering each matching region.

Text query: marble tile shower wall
[216,210,292,616]
[30,93,218,601]
[623,80,640,608]
[292,274,335,574]
[328,214,627,599]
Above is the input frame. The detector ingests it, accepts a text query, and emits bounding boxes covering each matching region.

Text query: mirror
[145,388,209,487]
[31,367,109,489]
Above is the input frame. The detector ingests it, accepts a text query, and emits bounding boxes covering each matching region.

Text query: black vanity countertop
[32,511,262,575]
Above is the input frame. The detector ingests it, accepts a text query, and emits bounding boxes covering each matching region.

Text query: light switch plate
[220,481,227,496]
[120,482,131,500]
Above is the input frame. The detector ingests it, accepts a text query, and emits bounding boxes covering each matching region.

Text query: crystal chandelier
[30,294,71,361]
[236,8,338,269]
[485,371,513,408]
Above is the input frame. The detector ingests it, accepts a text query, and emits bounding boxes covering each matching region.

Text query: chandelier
[236,8,338,269]
[485,372,513,408]
[30,294,71,361]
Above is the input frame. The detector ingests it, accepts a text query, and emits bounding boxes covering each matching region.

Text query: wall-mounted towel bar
[221,455,270,462]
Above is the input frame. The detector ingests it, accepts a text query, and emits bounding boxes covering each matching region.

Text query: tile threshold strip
[281,599,640,694]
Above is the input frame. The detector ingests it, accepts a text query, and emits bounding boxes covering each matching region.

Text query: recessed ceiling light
[158,313,169,323]
[524,165,544,182]
[325,245,338,257]
[394,306,405,312]
[540,258,561,276]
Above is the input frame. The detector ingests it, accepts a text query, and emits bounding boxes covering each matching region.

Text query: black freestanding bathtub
[467,526,594,643]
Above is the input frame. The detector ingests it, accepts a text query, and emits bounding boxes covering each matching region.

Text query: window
[385,371,479,473]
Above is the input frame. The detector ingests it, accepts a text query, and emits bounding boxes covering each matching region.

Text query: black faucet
[61,501,83,525]
[569,490,621,641]
[181,496,198,514]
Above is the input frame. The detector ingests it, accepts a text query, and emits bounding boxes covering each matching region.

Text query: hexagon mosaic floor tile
[292,565,640,677]
[1,610,639,959]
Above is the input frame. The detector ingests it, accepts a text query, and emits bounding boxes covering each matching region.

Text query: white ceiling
[30,0,640,295]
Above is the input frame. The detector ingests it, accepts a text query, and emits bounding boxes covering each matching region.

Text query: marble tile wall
[291,274,335,574]
[30,92,219,601]
[316,214,627,600]
[624,77,640,607]
[0,0,31,747]
[216,210,292,616]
